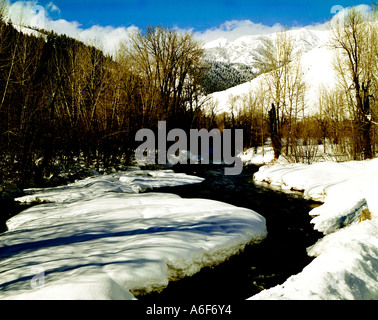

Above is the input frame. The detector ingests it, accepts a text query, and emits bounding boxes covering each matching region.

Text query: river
[0,164,323,300]
[138,164,322,301]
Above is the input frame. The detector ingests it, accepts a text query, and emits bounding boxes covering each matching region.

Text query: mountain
[204,27,329,68]
[204,27,336,115]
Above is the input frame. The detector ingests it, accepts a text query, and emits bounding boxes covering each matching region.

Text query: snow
[253,159,378,234]
[239,146,275,165]
[204,37,229,49]
[250,219,378,300]
[250,158,378,300]
[0,169,267,300]
[206,27,335,116]
[204,27,328,65]
[14,168,204,205]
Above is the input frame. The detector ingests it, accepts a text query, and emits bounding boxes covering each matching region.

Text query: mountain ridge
[204,26,336,115]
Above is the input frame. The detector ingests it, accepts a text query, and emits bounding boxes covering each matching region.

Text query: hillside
[200,60,256,94]
[204,27,336,115]
[204,27,329,67]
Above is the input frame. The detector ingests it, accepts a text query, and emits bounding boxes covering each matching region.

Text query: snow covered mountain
[204,27,336,115]
[204,27,329,67]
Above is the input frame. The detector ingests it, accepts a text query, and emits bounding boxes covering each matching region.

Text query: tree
[316,85,354,160]
[237,85,268,151]
[0,0,7,54]
[330,8,378,160]
[254,30,306,160]
[122,26,205,130]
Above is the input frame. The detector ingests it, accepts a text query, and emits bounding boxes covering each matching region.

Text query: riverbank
[0,165,110,233]
[3,159,373,300]
[0,199,32,234]
[0,168,267,300]
[251,159,378,299]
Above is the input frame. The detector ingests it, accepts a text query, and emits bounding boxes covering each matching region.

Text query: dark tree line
[200,60,255,94]
[0,20,212,188]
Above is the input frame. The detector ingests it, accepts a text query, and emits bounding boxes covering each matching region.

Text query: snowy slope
[206,27,335,115]
[0,169,267,300]
[250,159,378,299]
[205,27,329,66]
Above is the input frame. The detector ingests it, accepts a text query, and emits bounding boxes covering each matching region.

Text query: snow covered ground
[250,159,378,300]
[0,168,267,300]
[240,142,356,167]
[207,27,334,116]
[239,146,275,165]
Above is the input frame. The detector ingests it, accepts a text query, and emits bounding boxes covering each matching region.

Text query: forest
[218,8,378,163]
[200,60,256,94]
[0,6,377,192]
[0,15,218,189]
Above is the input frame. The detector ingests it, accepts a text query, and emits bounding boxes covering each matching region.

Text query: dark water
[138,164,322,301]
[0,199,33,234]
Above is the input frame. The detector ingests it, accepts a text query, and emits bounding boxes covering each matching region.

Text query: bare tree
[237,85,268,152]
[122,26,205,129]
[254,30,306,160]
[316,85,355,160]
[330,8,378,160]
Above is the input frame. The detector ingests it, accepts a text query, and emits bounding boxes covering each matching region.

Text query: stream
[0,164,323,301]
[138,164,323,301]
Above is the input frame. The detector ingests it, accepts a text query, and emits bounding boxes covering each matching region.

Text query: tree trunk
[363,120,373,159]
[269,103,282,160]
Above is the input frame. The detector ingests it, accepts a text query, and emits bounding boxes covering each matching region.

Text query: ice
[250,158,378,300]
[0,170,267,300]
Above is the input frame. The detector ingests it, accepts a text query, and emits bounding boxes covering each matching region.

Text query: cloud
[193,4,376,44]
[7,1,42,25]
[76,24,139,55]
[330,4,373,21]
[46,1,60,14]
[7,1,138,56]
[4,1,319,53]
[325,4,375,31]
[193,20,285,43]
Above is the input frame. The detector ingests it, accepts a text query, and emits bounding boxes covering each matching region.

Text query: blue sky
[36,0,370,30]
[6,0,373,54]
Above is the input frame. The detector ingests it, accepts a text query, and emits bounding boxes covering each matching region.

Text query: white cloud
[46,1,60,14]
[193,20,285,43]
[76,24,138,55]
[192,4,375,43]
[330,3,373,24]
[7,1,138,56]
[7,1,42,26]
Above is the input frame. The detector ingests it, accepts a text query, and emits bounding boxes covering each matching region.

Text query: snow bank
[0,170,267,300]
[250,159,378,300]
[250,219,378,300]
[240,143,351,167]
[14,169,204,204]
[254,159,378,234]
[239,146,275,166]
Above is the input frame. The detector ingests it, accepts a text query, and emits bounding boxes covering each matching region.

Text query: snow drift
[250,159,378,300]
[0,169,267,300]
